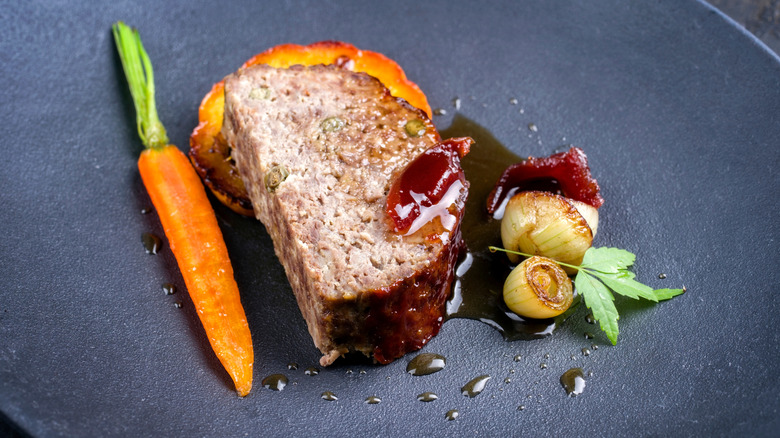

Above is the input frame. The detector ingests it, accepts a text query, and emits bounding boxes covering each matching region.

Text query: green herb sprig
[489,246,685,345]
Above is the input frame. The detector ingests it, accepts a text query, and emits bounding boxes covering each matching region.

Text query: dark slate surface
[707,0,780,54]
[1,0,778,436]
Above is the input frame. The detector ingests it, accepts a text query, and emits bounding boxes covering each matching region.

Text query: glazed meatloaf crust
[222,63,465,365]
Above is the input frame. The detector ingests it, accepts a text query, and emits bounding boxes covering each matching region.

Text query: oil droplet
[504,378,511,384]
[365,395,381,404]
[581,348,591,357]
[584,332,594,339]
[305,366,320,376]
[517,405,525,411]
[140,207,151,214]
[261,374,288,391]
[543,353,550,359]
[452,97,461,110]
[658,273,667,279]
[345,369,353,375]
[587,370,594,377]
[407,353,446,376]
[287,362,298,370]
[509,369,515,374]
[173,301,182,309]
[141,233,162,254]
[461,375,491,398]
[513,355,522,362]
[585,313,595,324]
[528,123,538,132]
[509,98,518,105]
[445,409,459,421]
[417,392,438,402]
[162,283,176,295]
[570,354,576,360]
[359,370,366,375]
[560,368,586,396]
[540,363,547,369]
[591,344,599,351]
[321,391,338,401]
[433,108,447,116]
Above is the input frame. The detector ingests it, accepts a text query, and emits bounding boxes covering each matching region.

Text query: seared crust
[222,64,463,364]
[188,130,254,216]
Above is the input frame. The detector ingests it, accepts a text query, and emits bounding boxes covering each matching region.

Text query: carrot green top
[112,21,169,149]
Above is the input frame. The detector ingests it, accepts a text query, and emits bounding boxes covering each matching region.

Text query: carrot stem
[112,22,168,149]
[113,21,253,396]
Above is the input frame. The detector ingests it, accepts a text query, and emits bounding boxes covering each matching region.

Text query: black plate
[2,1,779,436]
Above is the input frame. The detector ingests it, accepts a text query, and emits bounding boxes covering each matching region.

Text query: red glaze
[486,147,604,214]
[386,137,473,240]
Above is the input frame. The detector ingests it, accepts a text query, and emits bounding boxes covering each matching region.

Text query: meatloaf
[221,63,466,365]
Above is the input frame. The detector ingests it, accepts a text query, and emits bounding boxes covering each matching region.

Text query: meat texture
[221,63,465,365]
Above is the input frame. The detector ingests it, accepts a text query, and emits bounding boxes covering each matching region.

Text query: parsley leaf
[576,247,685,344]
[587,269,658,302]
[580,247,635,273]
[575,270,620,345]
[653,288,686,301]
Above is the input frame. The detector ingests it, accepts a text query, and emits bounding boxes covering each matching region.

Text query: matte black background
[1,0,779,436]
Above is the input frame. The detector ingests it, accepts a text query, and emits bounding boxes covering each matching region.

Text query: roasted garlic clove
[503,256,573,319]
[500,191,594,272]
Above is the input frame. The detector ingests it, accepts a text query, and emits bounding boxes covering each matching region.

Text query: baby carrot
[112,22,253,396]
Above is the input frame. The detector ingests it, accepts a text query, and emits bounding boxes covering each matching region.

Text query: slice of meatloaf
[222,63,465,365]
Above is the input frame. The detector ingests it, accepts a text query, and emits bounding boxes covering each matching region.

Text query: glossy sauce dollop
[486,146,604,217]
[386,137,473,242]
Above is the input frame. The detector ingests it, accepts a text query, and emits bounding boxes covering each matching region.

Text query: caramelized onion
[568,199,599,238]
[503,256,573,319]
[500,191,593,273]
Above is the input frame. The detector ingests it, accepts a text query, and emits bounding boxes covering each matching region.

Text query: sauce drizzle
[386,137,472,242]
